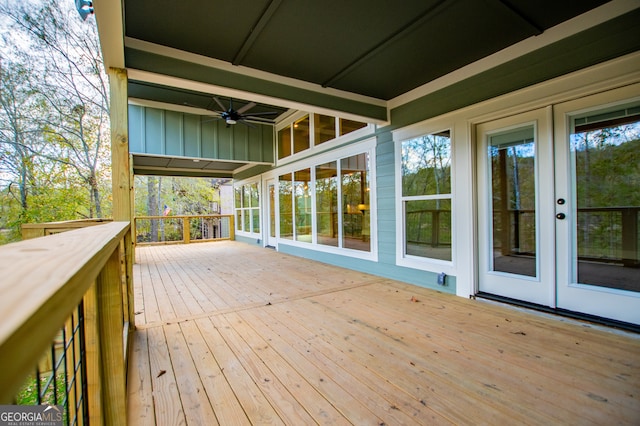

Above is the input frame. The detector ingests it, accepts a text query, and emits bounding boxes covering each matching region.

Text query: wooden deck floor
[128,242,640,425]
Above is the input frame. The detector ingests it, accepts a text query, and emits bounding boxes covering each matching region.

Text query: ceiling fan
[199,96,280,127]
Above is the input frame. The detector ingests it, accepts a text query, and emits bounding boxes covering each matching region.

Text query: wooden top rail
[134,214,231,220]
[22,218,114,240]
[0,221,130,403]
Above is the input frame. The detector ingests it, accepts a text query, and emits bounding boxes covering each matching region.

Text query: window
[294,168,312,242]
[401,130,452,261]
[234,181,260,234]
[277,113,369,161]
[293,116,310,154]
[314,115,336,145]
[278,126,292,160]
[316,161,338,246]
[279,174,293,239]
[341,153,370,251]
[276,141,375,256]
[340,118,367,136]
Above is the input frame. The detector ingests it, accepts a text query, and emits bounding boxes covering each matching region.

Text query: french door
[553,87,640,325]
[477,108,556,307]
[478,91,640,325]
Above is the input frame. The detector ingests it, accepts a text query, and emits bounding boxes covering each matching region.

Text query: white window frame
[273,137,378,261]
[276,112,375,166]
[394,121,456,274]
[233,178,261,237]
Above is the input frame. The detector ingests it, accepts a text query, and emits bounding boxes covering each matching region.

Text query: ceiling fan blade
[201,116,220,124]
[243,117,275,125]
[243,111,279,117]
[239,119,256,128]
[236,101,256,115]
[212,96,227,111]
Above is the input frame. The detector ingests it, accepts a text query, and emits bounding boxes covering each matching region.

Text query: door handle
[556,213,566,220]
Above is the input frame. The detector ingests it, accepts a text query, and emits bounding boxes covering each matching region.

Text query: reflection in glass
[249,183,259,208]
[402,131,451,197]
[294,169,312,242]
[314,115,336,145]
[293,116,310,154]
[234,187,242,209]
[316,162,338,247]
[571,109,640,292]
[269,184,276,238]
[405,199,451,261]
[339,118,367,136]
[341,153,370,251]
[489,126,537,277]
[243,207,250,232]
[278,126,291,159]
[252,209,260,234]
[279,174,293,239]
[401,130,452,260]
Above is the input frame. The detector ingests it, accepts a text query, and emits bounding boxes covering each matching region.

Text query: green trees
[0,0,110,242]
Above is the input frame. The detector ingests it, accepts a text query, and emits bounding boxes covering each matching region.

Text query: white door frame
[553,84,640,325]
[476,107,556,307]
[264,177,278,248]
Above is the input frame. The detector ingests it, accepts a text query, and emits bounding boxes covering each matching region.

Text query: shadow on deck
[128,241,640,425]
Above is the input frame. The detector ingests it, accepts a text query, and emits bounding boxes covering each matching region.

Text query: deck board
[129,242,640,425]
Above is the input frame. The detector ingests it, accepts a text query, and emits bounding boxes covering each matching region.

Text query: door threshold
[475,292,640,334]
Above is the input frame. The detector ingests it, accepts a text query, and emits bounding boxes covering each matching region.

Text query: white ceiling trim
[125,37,387,108]
[388,0,639,109]
[93,0,125,69]
[127,69,388,125]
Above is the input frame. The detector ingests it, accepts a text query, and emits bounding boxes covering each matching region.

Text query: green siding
[128,105,274,163]
[277,243,456,293]
[201,121,217,158]
[391,9,640,129]
[128,106,145,152]
[165,111,182,155]
[184,114,200,157]
[145,108,163,154]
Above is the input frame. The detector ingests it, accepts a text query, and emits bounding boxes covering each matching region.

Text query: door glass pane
[489,125,537,277]
[316,161,338,247]
[571,108,640,291]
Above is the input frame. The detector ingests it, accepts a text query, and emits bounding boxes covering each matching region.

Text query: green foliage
[134,176,230,216]
[0,0,112,244]
[16,373,67,406]
[574,129,640,208]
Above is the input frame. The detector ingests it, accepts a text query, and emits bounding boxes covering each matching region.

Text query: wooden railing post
[83,283,103,426]
[183,217,191,244]
[96,246,127,424]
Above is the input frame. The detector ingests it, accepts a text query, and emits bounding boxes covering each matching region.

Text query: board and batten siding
[128,105,274,163]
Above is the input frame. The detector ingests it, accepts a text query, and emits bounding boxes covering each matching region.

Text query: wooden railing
[134,214,234,245]
[0,221,133,424]
[21,218,113,240]
[495,206,639,266]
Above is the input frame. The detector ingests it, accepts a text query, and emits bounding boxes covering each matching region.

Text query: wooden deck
[128,242,640,425]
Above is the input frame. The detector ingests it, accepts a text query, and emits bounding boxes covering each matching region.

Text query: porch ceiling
[93,0,634,125]
[131,154,257,178]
